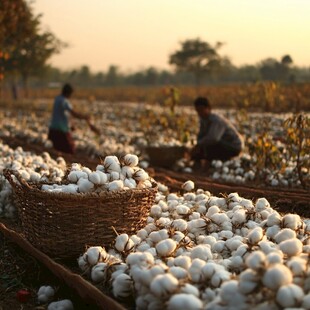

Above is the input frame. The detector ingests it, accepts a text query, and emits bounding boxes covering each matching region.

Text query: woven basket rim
[3,168,158,200]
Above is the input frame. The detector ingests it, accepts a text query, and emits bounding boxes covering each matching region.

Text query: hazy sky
[33,0,310,72]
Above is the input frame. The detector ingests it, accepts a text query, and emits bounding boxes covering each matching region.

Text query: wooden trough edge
[0,222,125,310]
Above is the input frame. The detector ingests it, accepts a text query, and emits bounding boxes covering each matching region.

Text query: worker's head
[194,97,211,118]
[62,83,74,98]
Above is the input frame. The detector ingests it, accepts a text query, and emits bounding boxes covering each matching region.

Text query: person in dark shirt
[48,83,99,154]
[190,96,244,166]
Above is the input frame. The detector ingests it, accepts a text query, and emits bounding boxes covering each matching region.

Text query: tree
[0,0,66,98]
[169,38,223,90]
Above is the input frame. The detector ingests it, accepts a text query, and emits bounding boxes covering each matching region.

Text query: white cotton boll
[198,235,217,247]
[85,246,106,266]
[247,227,264,245]
[156,217,172,228]
[167,294,203,310]
[189,212,201,220]
[130,235,141,246]
[279,238,303,257]
[262,264,293,290]
[188,258,206,283]
[266,251,283,265]
[126,252,154,268]
[211,270,231,288]
[276,284,304,308]
[96,170,108,184]
[231,209,246,225]
[62,184,79,194]
[137,229,148,240]
[123,154,139,167]
[96,164,105,172]
[68,171,79,183]
[78,255,88,272]
[172,219,188,232]
[88,171,101,185]
[283,214,302,230]
[104,156,121,172]
[239,269,259,294]
[287,257,307,276]
[150,274,178,298]
[180,283,200,297]
[182,180,195,192]
[169,266,188,280]
[121,166,134,178]
[91,262,108,283]
[156,239,177,257]
[226,236,244,251]
[109,171,121,181]
[112,273,133,298]
[267,212,282,227]
[30,171,41,182]
[190,244,213,261]
[115,234,130,252]
[212,240,226,253]
[107,180,124,192]
[176,204,190,215]
[172,231,185,243]
[255,197,270,211]
[133,169,149,182]
[211,213,230,226]
[144,223,157,234]
[266,225,281,239]
[184,193,196,201]
[77,178,94,193]
[240,198,254,210]
[47,299,73,310]
[274,229,296,244]
[218,230,233,240]
[258,240,278,255]
[220,280,245,306]
[202,288,216,303]
[206,205,220,217]
[149,229,169,244]
[124,178,136,189]
[245,251,266,270]
[174,256,192,270]
[158,183,168,193]
[150,205,162,218]
[229,256,244,272]
[302,294,310,309]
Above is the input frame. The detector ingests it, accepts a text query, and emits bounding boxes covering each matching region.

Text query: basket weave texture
[4,169,157,259]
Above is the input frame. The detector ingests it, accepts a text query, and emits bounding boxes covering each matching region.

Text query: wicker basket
[4,169,157,259]
[145,145,188,168]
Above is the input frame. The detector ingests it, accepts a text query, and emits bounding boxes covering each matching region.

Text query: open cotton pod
[91,262,108,283]
[122,154,139,167]
[182,180,195,192]
[167,294,203,310]
[47,299,74,310]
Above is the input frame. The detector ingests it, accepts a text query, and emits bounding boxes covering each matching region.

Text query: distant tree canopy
[169,38,226,89]
[0,0,66,95]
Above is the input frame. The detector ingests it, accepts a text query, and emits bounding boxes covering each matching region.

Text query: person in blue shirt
[48,83,99,154]
[190,96,244,167]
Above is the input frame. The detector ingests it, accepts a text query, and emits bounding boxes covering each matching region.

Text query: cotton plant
[77,179,310,309]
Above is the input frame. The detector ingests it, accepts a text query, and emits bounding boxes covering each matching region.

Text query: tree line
[1,1,310,99]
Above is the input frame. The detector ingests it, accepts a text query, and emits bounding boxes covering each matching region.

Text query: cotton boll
[78,178,94,193]
[115,234,134,252]
[276,284,305,308]
[245,251,266,270]
[247,227,264,245]
[274,229,296,244]
[123,154,139,167]
[104,156,121,173]
[173,256,192,270]
[172,219,188,232]
[149,229,169,244]
[211,270,231,288]
[180,283,200,297]
[130,235,141,246]
[156,239,177,257]
[266,225,281,240]
[176,204,190,215]
[189,258,206,282]
[266,251,283,265]
[206,205,220,217]
[182,180,195,192]
[150,205,162,218]
[137,229,148,240]
[279,238,303,257]
[91,262,108,283]
[255,198,270,211]
[112,273,133,298]
[108,180,124,192]
[239,269,259,294]
[133,169,149,182]
[283,214,302,230]
[258,240,278,255]
[169,266,188,280]
[198,235,217,248]
[262,264,293,290]
[150,274,179,298]
[126,252,154,268]
[212,240,226,254]
[287,257,308,276]
[62,184,78,194]
[266,212,282,227]
[47,299,73,310]
[96,164,105,172]
[220,280,245,306]
[190,244,213,261]
[85,246,107,266]
[167,294,203,310]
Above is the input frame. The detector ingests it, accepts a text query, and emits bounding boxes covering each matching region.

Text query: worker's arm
[70,109,90,121]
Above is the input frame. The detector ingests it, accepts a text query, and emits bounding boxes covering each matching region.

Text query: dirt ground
[0,137,309,309]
